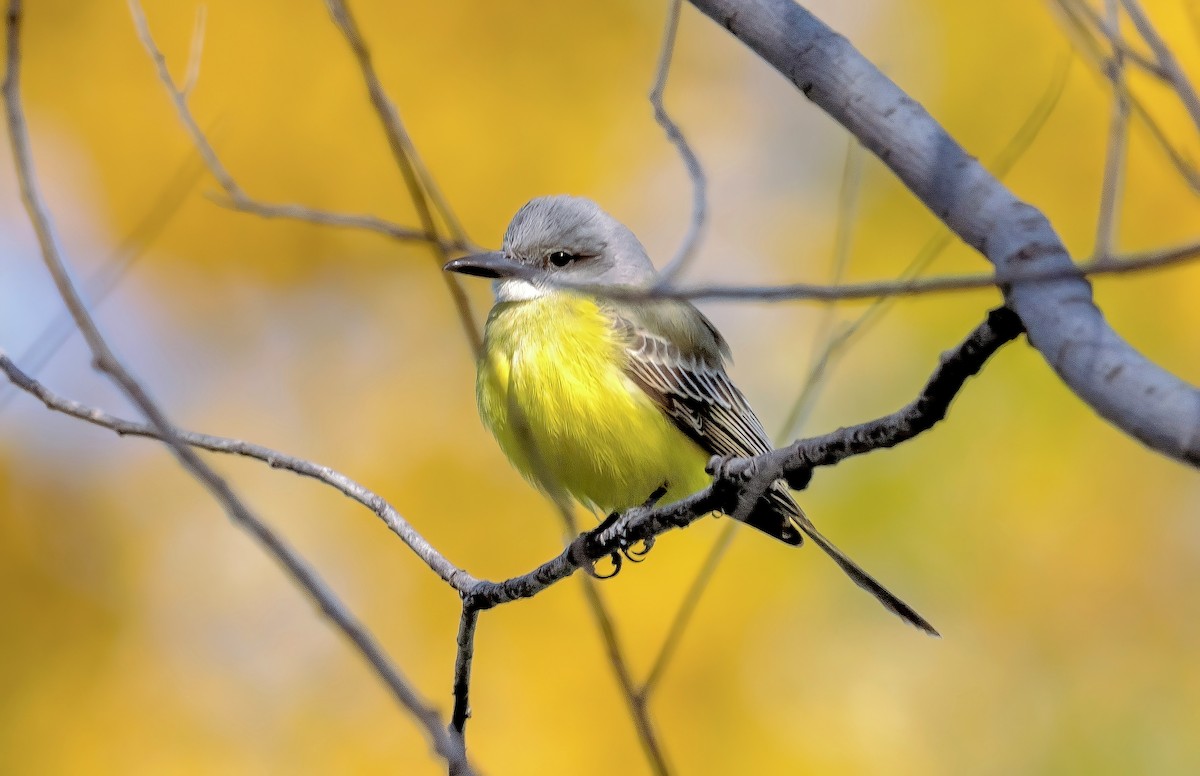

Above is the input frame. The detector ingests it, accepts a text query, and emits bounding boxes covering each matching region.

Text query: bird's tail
[745,485,939,637]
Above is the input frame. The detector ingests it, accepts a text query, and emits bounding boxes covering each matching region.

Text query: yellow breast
[477,293,711,513]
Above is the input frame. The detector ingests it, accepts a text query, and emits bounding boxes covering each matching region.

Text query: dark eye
[548,250,576,267]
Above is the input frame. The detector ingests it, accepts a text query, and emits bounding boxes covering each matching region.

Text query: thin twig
[0,150,205,412]
[654,239,1200,303]
[639,518,735,698]
[1120,0,1200,136]
[181,4,206,98]
[579,576,672,775]
[0,354,474,590]
[1061,0,1167,78]
[1051,0,1200,191]
[778,49,1072,442]
[643,137,865,698]
[650,0,707,284]
[1094,0,1129,258]
[127,0,442,246]
[322,0,481,356]
[450,606,479,746]
[1,4,470,770]
[780,137,863,435]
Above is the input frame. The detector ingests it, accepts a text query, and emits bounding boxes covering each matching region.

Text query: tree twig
[1,4,471,771]
[650,0,707,284]
[450,605,479,748]
[1120,0,1200,136]
[322,0,481,356]
[1094,0,1128,259]
[0,149,204,412]
[127,0,450,248]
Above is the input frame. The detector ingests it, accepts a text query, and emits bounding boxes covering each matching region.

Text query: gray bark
[688,0,1200,465]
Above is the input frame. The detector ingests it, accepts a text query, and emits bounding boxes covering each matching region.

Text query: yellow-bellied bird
[445,195,936,635]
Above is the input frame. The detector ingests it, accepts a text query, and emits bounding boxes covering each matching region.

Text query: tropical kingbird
[445,195,936,635]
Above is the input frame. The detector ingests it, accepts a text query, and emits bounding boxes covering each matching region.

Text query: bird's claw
[620,536,655,563]
[588,551,623,580]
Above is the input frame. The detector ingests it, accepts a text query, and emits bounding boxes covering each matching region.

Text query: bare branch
[0,354,474,591]
[1,4,470,770]
[680,0,1200,464]
[1051,0,1200,191]
[1094,0,1129,258]
[126,0,445,246]
[650,0,708,284]
[322,0,481,356]
[1059,0,1167,78]
[449,606,478,747]
[0,151,204,412]
[182,4,206,98]
[580,576,672,775]
[1120,0,1200,136]
[480,237,1200,305]
[639,519,735,698]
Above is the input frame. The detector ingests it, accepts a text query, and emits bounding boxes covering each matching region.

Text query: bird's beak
[443,251,522,279]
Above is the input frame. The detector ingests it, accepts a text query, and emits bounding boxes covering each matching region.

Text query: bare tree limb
[0,354,475,591]
[181,4,206,98]
[0,150,204,412]
[651,0,708,284]
[127,1,455,248]
[1,4,471,770]
[684,0,1200,465]
[579,576,672,775]
[662,239,1200,302]
[1120,0,1200,136]
[322,0,481,357]
[449,605,478,746]
[1051,0,1200,192]
[478,237,1200,305]
[1094,0,1128,259]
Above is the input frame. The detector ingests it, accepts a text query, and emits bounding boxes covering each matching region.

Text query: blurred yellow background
[2,0,1199,773]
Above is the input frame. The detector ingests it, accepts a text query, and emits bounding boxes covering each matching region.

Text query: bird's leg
[594,510,622,535]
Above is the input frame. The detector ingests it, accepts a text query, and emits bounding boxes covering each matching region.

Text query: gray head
[444,196,657,300]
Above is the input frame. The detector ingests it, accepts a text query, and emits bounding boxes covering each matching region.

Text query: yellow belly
[477,293,711,513]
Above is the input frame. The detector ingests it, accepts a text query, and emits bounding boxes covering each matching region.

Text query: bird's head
[444,195,656,301]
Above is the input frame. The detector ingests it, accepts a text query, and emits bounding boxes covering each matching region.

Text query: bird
[444,195,937,636]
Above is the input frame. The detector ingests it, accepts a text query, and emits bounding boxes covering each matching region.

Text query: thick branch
[686,0,1200,465]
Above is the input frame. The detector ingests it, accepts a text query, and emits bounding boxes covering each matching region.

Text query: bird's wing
[610,300,803,544]
[610,300,939,636]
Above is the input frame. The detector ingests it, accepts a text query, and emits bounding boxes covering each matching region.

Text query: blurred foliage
[1,0,1199,773]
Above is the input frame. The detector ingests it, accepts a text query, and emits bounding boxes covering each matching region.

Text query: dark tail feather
[756,487,940,637]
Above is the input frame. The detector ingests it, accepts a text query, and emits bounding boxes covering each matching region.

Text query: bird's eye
[548,250,576,267]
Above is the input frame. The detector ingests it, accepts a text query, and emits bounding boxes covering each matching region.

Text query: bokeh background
[2,0,1199,773]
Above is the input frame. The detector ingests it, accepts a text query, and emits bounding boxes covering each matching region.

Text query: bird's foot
[620,536,655,563]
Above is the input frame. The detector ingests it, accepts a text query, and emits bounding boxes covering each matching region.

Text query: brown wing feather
[612,303,939,636]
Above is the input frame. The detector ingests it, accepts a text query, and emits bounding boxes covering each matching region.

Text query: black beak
[443,251,522,279]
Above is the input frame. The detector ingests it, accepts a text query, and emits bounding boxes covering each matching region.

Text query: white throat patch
[494,278,549,302]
